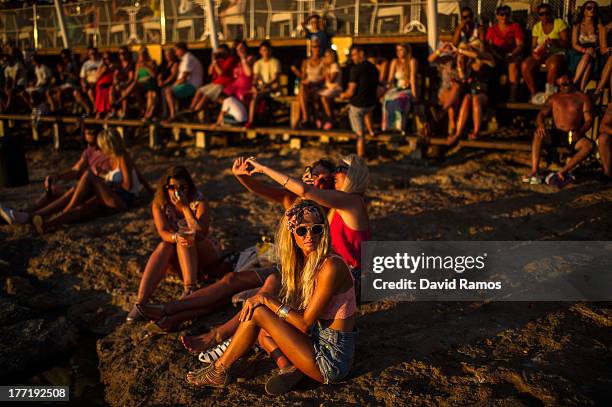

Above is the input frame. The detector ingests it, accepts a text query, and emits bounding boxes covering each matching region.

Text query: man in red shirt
[189,44,237,114]
[485,5,525,101]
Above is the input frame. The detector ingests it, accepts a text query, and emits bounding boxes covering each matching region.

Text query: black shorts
[549,128,594,151]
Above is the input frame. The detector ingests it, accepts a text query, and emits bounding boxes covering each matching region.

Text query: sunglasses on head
[166,184,188,193]
[335,165,349,173]
[294,223,324,237]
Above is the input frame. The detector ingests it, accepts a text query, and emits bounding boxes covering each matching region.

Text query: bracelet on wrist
[172,233,178,243]
[277,304,290,320]
[282,176,290,187]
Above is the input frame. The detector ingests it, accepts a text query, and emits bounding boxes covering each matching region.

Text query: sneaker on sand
[521,175,542,184]
[546,173,575,188]
[0,203,16,224]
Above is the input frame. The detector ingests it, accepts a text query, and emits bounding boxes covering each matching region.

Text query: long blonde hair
[97,128,126,158]
[397,43,412,87]
[276,199,331,310]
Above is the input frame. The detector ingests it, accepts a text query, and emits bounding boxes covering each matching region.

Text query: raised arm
[232,157,296,208]
[245,158,362,212]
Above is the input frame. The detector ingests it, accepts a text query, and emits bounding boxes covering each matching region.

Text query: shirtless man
[522,74,593,187]
[0,127,111,225]
[598,102,612,182]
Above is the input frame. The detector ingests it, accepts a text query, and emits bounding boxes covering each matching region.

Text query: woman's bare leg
[298,84,309,122]
[448,94,471,143]
[85,172,127,212]
[136,241,177,304]
[545,54,564,86]
[210,306,323,383]
[521,56,538,96]
[177,240,199,290]
[181,273,280,353]
[63,171,95,213]
[43,198,104,230]
[469,94,488,139]
[581,63,593,93]
[259,330,291,369]
[320,95,332,119]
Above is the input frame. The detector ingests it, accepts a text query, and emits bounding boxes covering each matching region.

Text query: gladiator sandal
[186,362,232,388]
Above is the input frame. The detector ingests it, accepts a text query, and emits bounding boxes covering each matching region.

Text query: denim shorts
[311,322,357,384]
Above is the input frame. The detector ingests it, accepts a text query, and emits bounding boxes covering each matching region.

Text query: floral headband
[285,202,324,232]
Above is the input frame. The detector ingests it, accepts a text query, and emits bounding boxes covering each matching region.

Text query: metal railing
[0,0,594,50]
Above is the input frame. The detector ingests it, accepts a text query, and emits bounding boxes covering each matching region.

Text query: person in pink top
[186,199,357,395]
[485,5,525,102]
[222,40,254,103]
[189,44,237,114]
[245,153,370,296]
[1,127,110,225]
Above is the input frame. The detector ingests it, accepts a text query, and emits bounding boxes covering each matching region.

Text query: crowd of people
[0,119,369,394]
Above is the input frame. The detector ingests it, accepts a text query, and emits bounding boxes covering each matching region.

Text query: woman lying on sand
[133,158,335,331]
[186,199,357,394]
[126,166,224,322]
[29,128,151,233]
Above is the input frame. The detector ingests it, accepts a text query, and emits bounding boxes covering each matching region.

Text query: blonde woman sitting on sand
[126,166,224,322]
[245,154,371,297]
[186,199,357,394]
[30,128,151,233]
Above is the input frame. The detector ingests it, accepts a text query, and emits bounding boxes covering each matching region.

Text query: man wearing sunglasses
[523,74,593,187]
[452,7,485,47]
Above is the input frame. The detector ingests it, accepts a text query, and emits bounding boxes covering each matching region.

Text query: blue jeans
[311,322,357,384]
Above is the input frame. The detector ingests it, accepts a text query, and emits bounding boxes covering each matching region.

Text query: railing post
[160,0,167,45]
[33,4,39,49]
[354,0,360,36]
[54,0,70,48]
[249,0,255,39]
[205,0,218,49]
[426,0,438,54]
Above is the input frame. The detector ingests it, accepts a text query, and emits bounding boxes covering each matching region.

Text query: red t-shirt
[212,56,237,88]
[486,22,524,55]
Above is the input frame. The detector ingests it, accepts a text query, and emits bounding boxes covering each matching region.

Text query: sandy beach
[1,138,611,405]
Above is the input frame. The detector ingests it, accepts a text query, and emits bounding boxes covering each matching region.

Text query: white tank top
[105,167,142,195]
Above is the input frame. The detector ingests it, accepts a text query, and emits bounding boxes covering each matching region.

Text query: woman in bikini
[186,199,357,395]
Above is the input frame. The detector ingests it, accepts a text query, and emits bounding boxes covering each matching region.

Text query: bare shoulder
[321,255,349,277]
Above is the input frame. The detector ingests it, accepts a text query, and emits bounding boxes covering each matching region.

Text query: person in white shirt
[246,41,282,128]
[25,54,53,109]
[216,94,247,125]
[73,46,101,116]
[1,53,27,113]
[317,49,342,130]
[163,42,203,122]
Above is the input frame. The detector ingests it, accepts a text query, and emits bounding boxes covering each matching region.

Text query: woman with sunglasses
[452,7,485,47]
[486,6,524,102]
[245,154,370,298]
[521,4,570,103]
[126,166,222,321]
[133,159,335,334]
[568,1,604,93]
[186,199,357,394]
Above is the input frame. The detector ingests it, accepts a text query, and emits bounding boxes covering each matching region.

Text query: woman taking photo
[382,43,418,133]
[244,154,370,296]
[126,166,221,322]
[186,199,357,393]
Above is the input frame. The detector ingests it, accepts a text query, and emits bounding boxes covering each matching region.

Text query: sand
[1,139,611,405]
